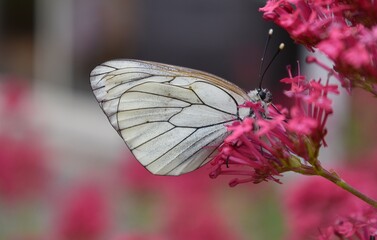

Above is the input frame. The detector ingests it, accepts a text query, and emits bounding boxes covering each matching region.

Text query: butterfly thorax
[237,88,272,120]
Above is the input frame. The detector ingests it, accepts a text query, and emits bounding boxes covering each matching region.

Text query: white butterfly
[90,59,272,176]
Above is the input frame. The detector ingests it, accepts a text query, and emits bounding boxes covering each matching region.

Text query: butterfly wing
[90,59,250,175]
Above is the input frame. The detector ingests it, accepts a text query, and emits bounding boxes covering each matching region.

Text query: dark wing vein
[151,125,227,175]
[144,128,199,167]
[166,131,226,175]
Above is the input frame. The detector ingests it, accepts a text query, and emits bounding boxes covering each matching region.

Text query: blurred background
[1,0,376,240]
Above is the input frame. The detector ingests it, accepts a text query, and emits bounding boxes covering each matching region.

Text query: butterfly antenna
[259,43,285,89]
[258,29,273,88]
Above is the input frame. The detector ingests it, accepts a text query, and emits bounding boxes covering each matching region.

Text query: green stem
[285,150,377,208]
[290,162,377,208]
[317,166,377,208]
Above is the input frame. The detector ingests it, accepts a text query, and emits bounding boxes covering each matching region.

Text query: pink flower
[0,135,49,201]
[56,184,110,240]
[260,0,377,49]
[318,211,377,240]
[286,107,317,135]
[119,157,244,240]
[317,25,377,94]
[163,203,242,240]
[112,233,165,240]
[260,0,343,49]
[260,0,377,95]
[210,66,339,186]
[0,80,49,202]
[160,174,244,240]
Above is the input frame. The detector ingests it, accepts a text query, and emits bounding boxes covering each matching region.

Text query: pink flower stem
[300,161,377,208]
[320,170,377,208]
[288,165,317,175]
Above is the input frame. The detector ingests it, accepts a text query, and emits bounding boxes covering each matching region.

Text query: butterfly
[90,59,272,176]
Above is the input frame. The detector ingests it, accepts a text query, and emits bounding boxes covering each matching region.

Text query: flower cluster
[319,208,377,240]
[317,24,377,94]
[260,0,377,95]
[210,66,339,186]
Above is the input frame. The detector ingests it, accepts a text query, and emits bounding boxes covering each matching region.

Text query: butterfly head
[247,88,272,104]
[257,88,272,104]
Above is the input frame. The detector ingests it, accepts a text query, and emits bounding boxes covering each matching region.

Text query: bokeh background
[1,0,377,240]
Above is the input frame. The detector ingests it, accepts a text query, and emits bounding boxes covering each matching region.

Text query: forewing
[90,59,250,175]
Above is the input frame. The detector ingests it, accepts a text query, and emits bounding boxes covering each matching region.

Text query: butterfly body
[90,59,269,175]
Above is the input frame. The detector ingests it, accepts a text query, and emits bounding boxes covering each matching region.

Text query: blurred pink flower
[260,0,377,95]
[56,184,110,240]
[317,25,377,94]
[259,0,341,49]
[0,80,49,202]
[319,208,377,240]
[260,0,377,48]
[111,233,165,240]
[163,200,242,240]
[118,154,161,192]
[119,157,244,240]
[210,66,338,186]
[0,78,29,113]
[119,153,220,197]
[0,134,48,201]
